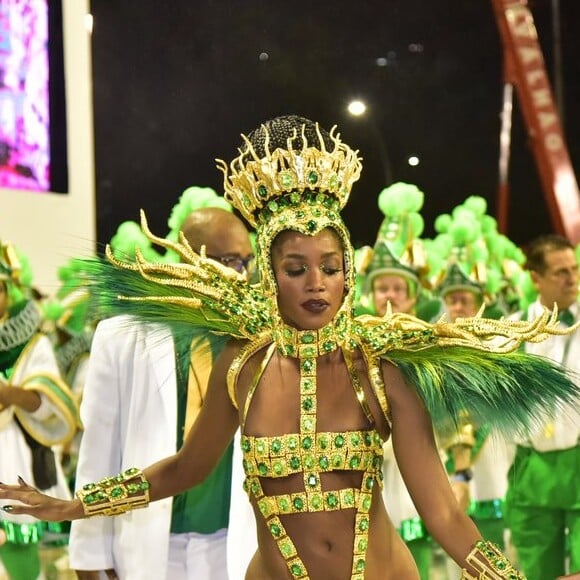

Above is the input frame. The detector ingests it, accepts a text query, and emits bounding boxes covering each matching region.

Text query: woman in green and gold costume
[0,115,578,579]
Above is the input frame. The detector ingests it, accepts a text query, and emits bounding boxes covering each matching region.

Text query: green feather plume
[386,346,578,437]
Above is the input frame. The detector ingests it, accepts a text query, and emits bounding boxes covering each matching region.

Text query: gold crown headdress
[217,121,362,228]
[216,116,363,353]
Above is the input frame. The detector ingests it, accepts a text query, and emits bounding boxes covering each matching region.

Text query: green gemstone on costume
[303,455,315,469]
[290,192,300,204]
[308,171,318,184]
[125,467,138,476]
[258,500,268,515]
[350,433,361,446]
[280,172,294,188]
[303,417,314,430]
[84,494,96,504]
[280,540,294,556]
[111,487,123,498]
[302,359,314,372]
[279,498,290,511]
[290,564,303,577]
[302,398,313,411]
[356,559,365,572]
[258,463,268,476]
[270,523,281,537]
[350,456,361,468]
[332,454,343,468]
[326,494,338,508]
[344,491,354,505]
[258,184,268,197]
[329,175,338,189]
[311,495,322,509]
[273,462,283,475]
[319,456,329,469]
[365,477,374,490]
[302,379,313,391]
[358,538,368,551]
[268,200,279,212]
[271,439,282,453]
[301,333,314,344]
[306,220,317,232]
[302,436,313,449]
[288,437,298,450]
[318,435,329,449]
[359,518,369,531]
[334,434,344,447]
[363,496,371,510]
[256,441,266,454]
[293,497,304,510]
[302,346,316,357]
[290,457,301,470]
[323,341,335,352]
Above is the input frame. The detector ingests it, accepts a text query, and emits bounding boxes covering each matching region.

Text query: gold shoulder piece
[227,335,273,408]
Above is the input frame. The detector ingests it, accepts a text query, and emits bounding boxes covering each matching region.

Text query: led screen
[0,0,51,192]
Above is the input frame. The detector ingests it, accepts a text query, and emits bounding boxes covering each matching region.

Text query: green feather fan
[386,346,578,438]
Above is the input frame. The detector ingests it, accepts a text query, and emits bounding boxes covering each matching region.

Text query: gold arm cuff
[76,467,150,517]
[461,540,525,579]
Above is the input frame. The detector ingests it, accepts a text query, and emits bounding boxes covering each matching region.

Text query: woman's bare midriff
[243,486,420,580]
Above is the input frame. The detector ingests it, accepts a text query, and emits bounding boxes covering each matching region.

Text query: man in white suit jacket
[69,208,255,580]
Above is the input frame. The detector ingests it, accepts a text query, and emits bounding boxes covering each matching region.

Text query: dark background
[89,0,580,250]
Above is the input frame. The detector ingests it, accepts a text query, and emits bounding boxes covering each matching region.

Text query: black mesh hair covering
[243,115,335,159]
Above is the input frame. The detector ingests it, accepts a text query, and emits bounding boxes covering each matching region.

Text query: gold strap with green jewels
[76,467,150,517]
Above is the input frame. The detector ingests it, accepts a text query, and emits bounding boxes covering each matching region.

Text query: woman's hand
[0,477,84,521]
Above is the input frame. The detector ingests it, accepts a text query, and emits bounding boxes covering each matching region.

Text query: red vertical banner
[491,0,580,243]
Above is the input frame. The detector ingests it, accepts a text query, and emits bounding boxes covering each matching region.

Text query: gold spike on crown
[0,241,21,283]
[216,123,362,227]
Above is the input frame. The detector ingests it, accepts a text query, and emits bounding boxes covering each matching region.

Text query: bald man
[68,208,253,580]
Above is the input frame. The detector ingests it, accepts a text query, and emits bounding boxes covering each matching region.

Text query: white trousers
[166,529,228,580]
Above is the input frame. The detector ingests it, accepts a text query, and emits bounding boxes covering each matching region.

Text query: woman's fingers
[0,480,42,512]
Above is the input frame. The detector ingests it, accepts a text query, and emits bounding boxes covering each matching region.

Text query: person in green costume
[0,240,78,580]
[67,188,255,580]
[505,234,580,580]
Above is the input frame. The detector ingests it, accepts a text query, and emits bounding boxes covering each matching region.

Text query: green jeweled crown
[217,123,362,228]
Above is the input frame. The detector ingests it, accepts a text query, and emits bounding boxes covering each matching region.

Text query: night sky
[90,0,580,250]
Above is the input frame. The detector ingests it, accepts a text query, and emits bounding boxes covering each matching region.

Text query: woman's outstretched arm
[0,338,242,522]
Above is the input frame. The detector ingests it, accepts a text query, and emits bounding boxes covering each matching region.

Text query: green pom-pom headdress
[359,182,428,305]
[43,258,96,336]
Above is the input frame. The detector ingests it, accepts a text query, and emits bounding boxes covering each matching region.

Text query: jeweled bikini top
[235,321,387,580]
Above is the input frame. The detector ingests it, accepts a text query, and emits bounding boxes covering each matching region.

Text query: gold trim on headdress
[216,123,362,227]
[0,241,21,284]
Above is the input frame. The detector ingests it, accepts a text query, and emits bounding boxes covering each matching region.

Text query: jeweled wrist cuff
[461,540,525,579]
[76,467,150,517]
